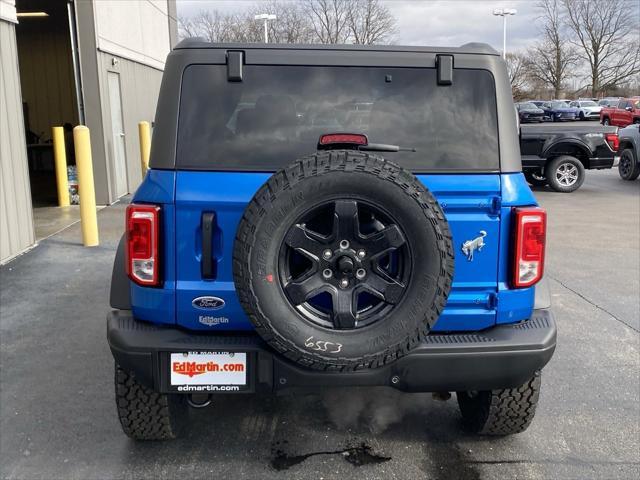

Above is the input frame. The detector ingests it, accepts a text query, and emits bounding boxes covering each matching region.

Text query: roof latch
[227,51,244,82]
[436,55,453,86]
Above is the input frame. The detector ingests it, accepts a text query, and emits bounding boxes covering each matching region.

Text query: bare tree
[177,15,199,40]
[178,0,397,46]
[563,0,640,96]
[505,52,530,100]
[527,0,577,98]
[303,0,352,44]
[199,10,236,42]
[247,1,314,44]
[178,10,244,42]
[347,0,396,45]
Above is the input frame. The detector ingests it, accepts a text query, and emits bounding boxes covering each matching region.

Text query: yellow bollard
[138,121,151,176]
[52,126,70,207]
[73,126,99,247]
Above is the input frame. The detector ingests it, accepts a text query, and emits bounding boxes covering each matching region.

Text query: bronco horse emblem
[462,231,487,261]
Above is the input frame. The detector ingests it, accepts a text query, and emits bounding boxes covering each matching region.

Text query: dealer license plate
[170,352,247,388]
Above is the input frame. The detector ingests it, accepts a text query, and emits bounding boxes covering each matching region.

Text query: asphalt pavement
[1,168,638,480]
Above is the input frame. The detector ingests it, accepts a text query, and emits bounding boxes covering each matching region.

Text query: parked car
[600,97,640,127]
[598,97,620,107]
[618,124,640,181]
[520,123,619,192]
[516,102,545,123]
[107,40,556,440]
[569,100,602,121]
[541,101,578,122]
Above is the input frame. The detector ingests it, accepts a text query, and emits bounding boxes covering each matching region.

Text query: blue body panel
[130,170,538,332]
[130,170,177,325]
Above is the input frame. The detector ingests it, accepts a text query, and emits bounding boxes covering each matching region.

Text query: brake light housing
[512,207,546,288]
[605,133,619,151]
[126,204,160,286]
[318,133,368,149]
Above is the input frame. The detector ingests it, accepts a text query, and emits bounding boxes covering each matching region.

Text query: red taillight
[512,207,546,288]
[126,204,160,286]
[605,133,619,151]
[318,133,368,146]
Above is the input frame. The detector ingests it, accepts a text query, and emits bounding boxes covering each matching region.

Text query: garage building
[0,0,177,263]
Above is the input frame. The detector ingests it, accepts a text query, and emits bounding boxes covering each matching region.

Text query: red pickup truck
[600,97,640,127]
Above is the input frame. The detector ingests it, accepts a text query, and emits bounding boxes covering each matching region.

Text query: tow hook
[187,394,212,408]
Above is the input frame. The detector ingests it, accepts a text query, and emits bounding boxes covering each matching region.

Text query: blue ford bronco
[108,40,556,440]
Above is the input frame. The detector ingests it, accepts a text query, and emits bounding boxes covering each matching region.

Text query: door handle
[119,132,125,137]
[201,213,216,279]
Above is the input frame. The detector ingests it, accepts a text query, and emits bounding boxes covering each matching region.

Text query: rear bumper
[589,157,615,169]
[107,309,556,394]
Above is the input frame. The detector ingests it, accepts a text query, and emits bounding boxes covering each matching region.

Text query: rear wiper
[359,143,416,153]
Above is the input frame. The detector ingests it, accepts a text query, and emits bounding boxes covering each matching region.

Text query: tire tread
[457,372,541,436]
[233,151,454,371]
[114,365,181,440]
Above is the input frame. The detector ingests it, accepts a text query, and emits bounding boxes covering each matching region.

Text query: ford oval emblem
[192,296,225,310]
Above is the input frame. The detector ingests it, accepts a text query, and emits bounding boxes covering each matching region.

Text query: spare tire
[233,151,454,371]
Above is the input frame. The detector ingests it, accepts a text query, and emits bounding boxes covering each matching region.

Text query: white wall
[1,17,36,264]
[0,0,17,24]
[93,0,171,70]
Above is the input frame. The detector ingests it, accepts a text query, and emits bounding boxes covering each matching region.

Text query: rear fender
[542,139,592,167]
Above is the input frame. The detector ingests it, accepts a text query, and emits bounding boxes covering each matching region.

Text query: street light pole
[254,14,277,43]
[492,8,517,58]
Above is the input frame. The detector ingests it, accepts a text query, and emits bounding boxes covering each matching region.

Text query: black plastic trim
[109,235,131,310]
[227,50,243,81]
[107,309,556,393]
[201,212,216,279]
[437,54,453,85]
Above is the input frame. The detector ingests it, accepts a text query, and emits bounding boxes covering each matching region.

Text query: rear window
[177,65,499,172]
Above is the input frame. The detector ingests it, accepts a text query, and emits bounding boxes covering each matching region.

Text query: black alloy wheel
[279,199,411,330]
[618,148,640,181]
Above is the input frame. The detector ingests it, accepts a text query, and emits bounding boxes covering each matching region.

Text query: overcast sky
[176,0,541,53]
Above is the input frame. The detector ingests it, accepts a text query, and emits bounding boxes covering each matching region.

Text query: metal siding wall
[98,52,163,192]
[0,20,35,263]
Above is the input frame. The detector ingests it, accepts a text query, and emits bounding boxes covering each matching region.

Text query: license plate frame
[166,351,250,393]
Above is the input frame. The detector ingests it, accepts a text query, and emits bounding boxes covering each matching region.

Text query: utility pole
[493,8,517,58]
[254,13,277,43]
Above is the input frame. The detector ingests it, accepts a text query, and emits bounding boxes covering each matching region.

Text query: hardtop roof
[174,38,500,56]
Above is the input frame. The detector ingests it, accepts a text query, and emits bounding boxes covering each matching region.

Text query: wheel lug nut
[339,239,350,250]
[323,249,332,259]
[356,268,366,280]
[322,269,333,279]
[357,249,366,258]
[339,278,349,289]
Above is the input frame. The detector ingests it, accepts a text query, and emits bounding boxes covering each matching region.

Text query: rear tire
[618,148,640,181]
[602,118,610,126]
[545,155,585,193]
[457,372,541,435]
[115,365,185,440]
